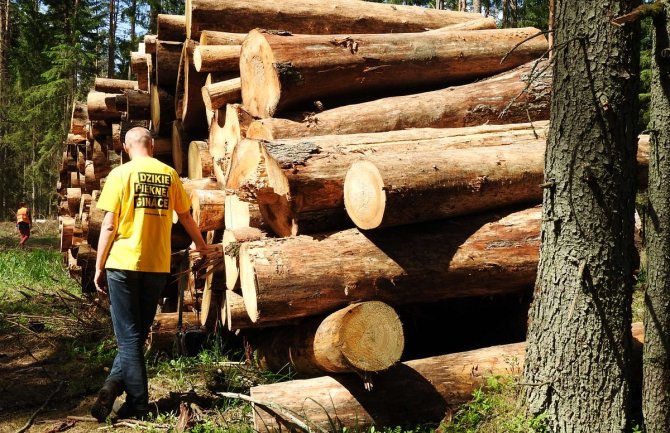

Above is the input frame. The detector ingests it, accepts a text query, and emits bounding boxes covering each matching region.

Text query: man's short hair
[124,127,153,149]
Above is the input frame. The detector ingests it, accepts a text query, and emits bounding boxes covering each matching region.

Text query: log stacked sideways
[55,0,651,430]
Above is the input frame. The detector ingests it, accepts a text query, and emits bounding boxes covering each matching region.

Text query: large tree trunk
[250,324,644,432]
[107,0,117,78]
[230,122,548,236]
[523,0,641,430]
[155,40,183,89]
[238,207,541,326]
[240,28,548,117]
[176,40,208,134]
[246,61,551,140]
[87,91,124,121]
[186,0,481,40]
[254,302,404,377]
[643,4,670,432]
[157,14,186,41]
[193,45,240,73]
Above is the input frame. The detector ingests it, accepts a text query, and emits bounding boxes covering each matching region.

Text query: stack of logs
[56,0,651,430]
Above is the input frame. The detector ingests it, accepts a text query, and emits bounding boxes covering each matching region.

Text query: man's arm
[177,211,208,251]
[94,211,118,295]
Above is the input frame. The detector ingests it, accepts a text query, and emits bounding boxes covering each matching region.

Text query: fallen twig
[14,381,65,433]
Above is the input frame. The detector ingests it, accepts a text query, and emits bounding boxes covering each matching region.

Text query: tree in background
[523,0,641,431]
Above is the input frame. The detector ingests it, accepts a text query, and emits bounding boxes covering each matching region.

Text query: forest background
[0,0,647,219]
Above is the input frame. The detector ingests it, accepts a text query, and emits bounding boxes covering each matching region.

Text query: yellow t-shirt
[96,157,190,273]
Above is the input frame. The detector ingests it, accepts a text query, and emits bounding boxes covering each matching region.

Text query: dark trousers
[105,269,168,411]
[17,222,30,246]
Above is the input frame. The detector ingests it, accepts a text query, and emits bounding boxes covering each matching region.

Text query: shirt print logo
[134,172,171,210]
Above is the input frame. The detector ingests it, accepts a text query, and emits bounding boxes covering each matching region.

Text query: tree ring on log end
[240,29,281,118]
[343,160,386,230]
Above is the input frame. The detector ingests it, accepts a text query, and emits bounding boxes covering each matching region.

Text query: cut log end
[223,227,265,291]
[239,243,260,323]
[322,301,404,372]
[343,160,386,230]
[240,30,281,118]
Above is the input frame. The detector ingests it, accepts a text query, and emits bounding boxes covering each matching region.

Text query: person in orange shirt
[90,127,207,422]
[16,201,32,247]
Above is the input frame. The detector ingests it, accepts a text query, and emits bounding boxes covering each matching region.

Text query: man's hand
[95,268,108,296]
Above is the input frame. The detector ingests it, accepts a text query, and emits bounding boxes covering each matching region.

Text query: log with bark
[153,136,172,156]
[188,141,214,180]
[87,198,103,249]
[151,84,176,135]
[254,301,404,377]
[430,16,496,31]
[230,122,549,236]
[124,90,151,121]
[67,188,82,216]
[246,61,551,140]
[157,14,186,41]
[237,207,542,326]
[76,243,97,293]
[185,0,481,40]
[202,77,241,111]
[94,77,138,93]
[249,324,644,431]
[200,282,222,331]
[240,28,548,117]
[223,227,265,291]
[70,172,82,189]
[209,104,253,186]
[70,101,88,137]
[191,189,226,232]
[87,120,113,141]
[60,216,76,252]
[171,120,190,176]
[144,34,157,54]
[149,312,200,351]
[87,91,124,121]
[155,40,183,89]
[199,31,246,46]
[224,194,269,232]
[193,45,240,73]
[177,40,208,133]
[130,52,150,91]
[84,161,101,192]
[182,177,220,197]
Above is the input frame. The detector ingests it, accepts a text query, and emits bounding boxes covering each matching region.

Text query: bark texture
[643,5,670,432]
[523,0,641,431]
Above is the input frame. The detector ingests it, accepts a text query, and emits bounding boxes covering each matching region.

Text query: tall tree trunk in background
[435,0,444,10]
[127,0,137,79]
[473,0,481,15]
[502,0,509,27]
[548,0,554,58]
[0,0,8,220]
[643,5,670,433]
[149,0,160,34]
[524,0,640,431]
[107,0,116,78]
[459,0,467,12]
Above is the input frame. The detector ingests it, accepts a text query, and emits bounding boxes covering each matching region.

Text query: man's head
[123,127,154,159]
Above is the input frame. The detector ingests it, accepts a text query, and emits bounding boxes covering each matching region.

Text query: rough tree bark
[523,0,641,431]
[643,4,670,432]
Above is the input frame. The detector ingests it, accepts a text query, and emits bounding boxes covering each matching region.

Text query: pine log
[171,120,190,175]
[155,40,183,89]
[188,141,214,180]
[230,122,549,236]
[77,150,86,175]
[76,243,97,293]
[180,40,209,133]
[240,28,548,117]
[191,189,226,232]
[246,61,551,140]
[200,284,222,330]
[185,0,481,40]
[226,291,297,330]
[203,73,237,125]
[144,34,157,54]
[70,172,82,189]
[238,208,541,325]
[202,78,241,111]
[223,227,265,291]
[149,312,200,351]
[67,188,82,215]
[60,216,76,252]
[94,78,138,93]
[70,101,88,137]
[210,104,253,187]
[199,31,246,46]
[255,302,403,377]
[91,140,110,175]
[182,177,220,197]
[153,136,172,156]
[224,194,269,232]
[88,198,103,249]
[87,91,123,121]
[130,52,150,91]
[58,200,70,217]
[88,121,112,141]
[251,324,645,431]
[151,85,176,135]
[78,193,93,216]
[112,124,122,152]
[157,14,186,41]
[84,161,101,192]
[124,90,151,121]
[193,45,240,73]
[431,17,496,31]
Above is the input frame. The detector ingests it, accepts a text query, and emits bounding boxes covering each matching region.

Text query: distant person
[91,127,207,421]
[16,201,32,247]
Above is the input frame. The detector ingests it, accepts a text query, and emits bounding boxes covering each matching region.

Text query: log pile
[55,1,651,430]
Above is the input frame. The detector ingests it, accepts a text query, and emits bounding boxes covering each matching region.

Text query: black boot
[91,380,122,422]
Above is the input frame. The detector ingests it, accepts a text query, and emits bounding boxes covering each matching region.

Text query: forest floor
[0,221,645,433]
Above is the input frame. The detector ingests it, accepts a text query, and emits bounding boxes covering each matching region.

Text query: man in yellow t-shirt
[91,127,207,422]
